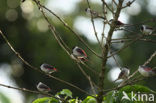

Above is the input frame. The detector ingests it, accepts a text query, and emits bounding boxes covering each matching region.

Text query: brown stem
[0,83,66,102]
[0,30,89,95]
[97,0,124,102]
[33,0,102,59]
[86,0,103,49]
[76,63,96,95]
[118,50,156,88]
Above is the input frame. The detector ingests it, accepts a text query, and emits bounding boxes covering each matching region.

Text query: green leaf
[114,85,156,103]
[104,91,115,103]
[49,97,59,103]
[119,85,155,93]
[32,97,59,103]
[68,99,76,103]
[68,97,82,103]
[82,96,96,103]
[60,89,72,98]
[32,97,50,103]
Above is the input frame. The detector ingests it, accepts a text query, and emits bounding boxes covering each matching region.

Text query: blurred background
[0,0,156,102]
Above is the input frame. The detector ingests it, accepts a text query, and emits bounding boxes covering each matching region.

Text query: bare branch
[76,63,97,95]
[0,83,50,96]
[103,77,146,94]
[107,35,144,58]
[112,0,118,6]
[0,83,65,102]
[122,0,136,9]
[110,49,121,69]
[118,51,156,88]
[33,0,102,59]
[97,0,124,102]
[111,38,156,44]
[86,0,103,49]
[143,51,156,66]
[101,0,114,14]
[81,61,99,76]
[0,30,89,95]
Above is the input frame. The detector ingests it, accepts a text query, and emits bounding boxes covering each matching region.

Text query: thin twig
[101,22,106,47]
[88,76,97,94]
[112,0,117,6]
[36,1,100,93]
[81,61,99,76]
[101,0,114,13]
[112,39,156,44]
[107,35,144,58]
[103,77,146,94]
[76,63,97,95]
[115,18,156,27]
[110,49,121,69]
[0,83,51,96]
[97,0,124,102]
[0,83,65,102]
[119,51,156,88]
[143,51,156,66]
[101,0,110,25]
[33,2,101,96]
[86,0,102,49]
[0,30,89,95]
[122,0,136,9]
[34,0,102,59]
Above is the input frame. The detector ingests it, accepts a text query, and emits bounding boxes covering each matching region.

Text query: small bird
[109,19,125,26]
[138,65,156,77]
[140,25,154,35]
[85,8,105,19]
[72,46,87,61]
[40,63,57,74]
[114,67,130,82]
[37,82,51,92]
[85,8,98,16]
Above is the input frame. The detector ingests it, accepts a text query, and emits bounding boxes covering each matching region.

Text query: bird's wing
[146,26,153,30]
[118,70,125,79]
[144,67,152,71]
[77,48,87,57]
[44,64,54,70]
[39,84,50,90]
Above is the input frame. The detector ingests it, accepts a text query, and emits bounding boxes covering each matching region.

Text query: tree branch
[33,0,102,59]
[0,83,65,102]
[107,35,144,58]
[0,30,89,95]
[86,0,102,49]
[118,50,156,88]
[97,0,124,102]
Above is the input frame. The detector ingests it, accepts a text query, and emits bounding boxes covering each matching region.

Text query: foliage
[0,0,156,103]
[32,85,156,103]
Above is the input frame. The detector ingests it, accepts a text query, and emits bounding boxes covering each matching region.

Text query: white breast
[138,67,150,77]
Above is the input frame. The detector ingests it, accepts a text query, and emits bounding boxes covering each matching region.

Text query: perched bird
[138,65,156,77]
[109,19,125,26]
[40,63,57,74]
[140,25,154,35]
[85,8,105,19]
[114,67,130,82]
[109,19,136,28]
[85,8,98,16]
[37,82,51,92]
[72,46,87,61]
